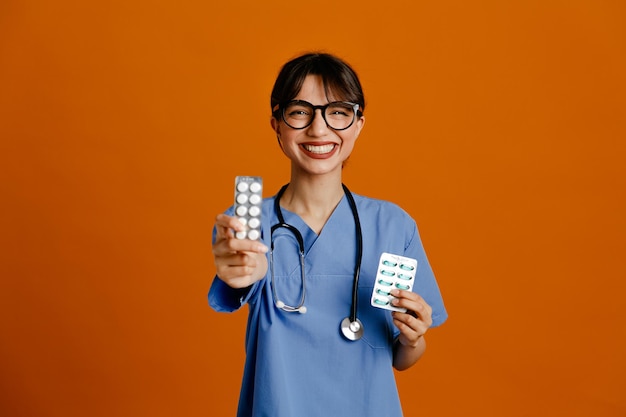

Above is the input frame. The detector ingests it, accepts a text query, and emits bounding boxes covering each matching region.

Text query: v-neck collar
[274,194,349,255]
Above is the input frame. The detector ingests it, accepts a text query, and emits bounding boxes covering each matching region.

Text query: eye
[284,103,312,119]
[327,103,355,118]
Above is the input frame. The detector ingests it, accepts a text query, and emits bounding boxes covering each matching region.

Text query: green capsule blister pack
[234,176,263,240]
[370,252,417,313]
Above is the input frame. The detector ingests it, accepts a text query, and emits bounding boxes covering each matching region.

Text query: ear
[353,115,365,140]
[270,117,284,150]
[271,116,280,136]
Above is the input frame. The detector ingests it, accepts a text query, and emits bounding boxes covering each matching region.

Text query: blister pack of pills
[234,176,263,240]
[370,252,418,313]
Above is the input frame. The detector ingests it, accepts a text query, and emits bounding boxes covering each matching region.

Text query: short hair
[270,53,365,114]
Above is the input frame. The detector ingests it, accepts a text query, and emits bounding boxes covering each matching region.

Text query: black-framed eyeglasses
[273,100,361,131]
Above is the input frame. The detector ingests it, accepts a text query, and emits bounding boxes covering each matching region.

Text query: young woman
[209,52,447,417]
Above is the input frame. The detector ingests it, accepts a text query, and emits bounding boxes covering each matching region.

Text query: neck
[279,175,345,234]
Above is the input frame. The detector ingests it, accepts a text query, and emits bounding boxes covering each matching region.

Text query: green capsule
[397,273,413,281]
[380,269,395,277]
[374,298,390,306]
[399,263,415,271]
[395,283,410,290]
[376,289,390,296]
[382,260,398,267]
[378,278,393,286]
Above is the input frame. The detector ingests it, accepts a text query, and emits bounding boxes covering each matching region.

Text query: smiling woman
[2,1,624,416]
[208,52,448,417]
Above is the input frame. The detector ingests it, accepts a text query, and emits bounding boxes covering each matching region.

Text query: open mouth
[302,143,336,154]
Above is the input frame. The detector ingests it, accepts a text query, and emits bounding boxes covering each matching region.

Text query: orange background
[1,1,625,416]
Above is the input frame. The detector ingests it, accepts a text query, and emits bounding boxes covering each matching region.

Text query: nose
[307,108,329,136]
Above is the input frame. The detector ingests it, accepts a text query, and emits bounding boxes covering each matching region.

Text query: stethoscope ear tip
[275,300,307,314]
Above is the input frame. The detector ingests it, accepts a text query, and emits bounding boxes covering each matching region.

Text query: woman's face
[271,74,365,177]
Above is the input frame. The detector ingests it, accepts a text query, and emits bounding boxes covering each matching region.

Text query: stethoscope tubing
[342,184,363,324]
[270,184,363,339]
[270,221,306,313]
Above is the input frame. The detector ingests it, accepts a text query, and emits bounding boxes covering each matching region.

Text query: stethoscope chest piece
[272,183,365,342]
[340,317,364,341]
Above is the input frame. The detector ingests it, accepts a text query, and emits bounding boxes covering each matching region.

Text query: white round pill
[249,194,261,205]
[235,230,247,239]
[248,218,260,229]
[237,182,249,192]
[248,206,260,217]
[238,217,248,226]
[249,182,261,193]
[236,206,248,216]
[236,193,249,204]
[247,229,260,240]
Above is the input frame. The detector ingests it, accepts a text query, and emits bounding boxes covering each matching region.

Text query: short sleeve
[404,221,448,328]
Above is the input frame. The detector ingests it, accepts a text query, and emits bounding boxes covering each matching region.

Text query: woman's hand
[390,289,433,370]
[391,289,433,346]
[212,213,268,289]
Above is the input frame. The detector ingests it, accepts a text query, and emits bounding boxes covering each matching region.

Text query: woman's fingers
[212,213,269,288]
[391,290,433,325]
[213,214,268,253]
[212,236,268,257]
[391,290,433,347]
[214,213,244,240]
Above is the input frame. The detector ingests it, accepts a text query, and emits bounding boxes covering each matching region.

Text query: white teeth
[303,144,335,154]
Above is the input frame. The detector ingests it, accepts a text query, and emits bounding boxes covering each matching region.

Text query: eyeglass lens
[282,101,357,130]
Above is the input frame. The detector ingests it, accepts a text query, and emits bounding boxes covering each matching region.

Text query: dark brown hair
[270,53,365,114]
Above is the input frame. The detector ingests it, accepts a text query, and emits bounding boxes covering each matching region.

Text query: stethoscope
[270,183,365,341]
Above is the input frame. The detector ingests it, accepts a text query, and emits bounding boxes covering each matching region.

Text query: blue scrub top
[209,191,447,417]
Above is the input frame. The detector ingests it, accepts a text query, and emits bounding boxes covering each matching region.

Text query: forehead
[293,74,343,103]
